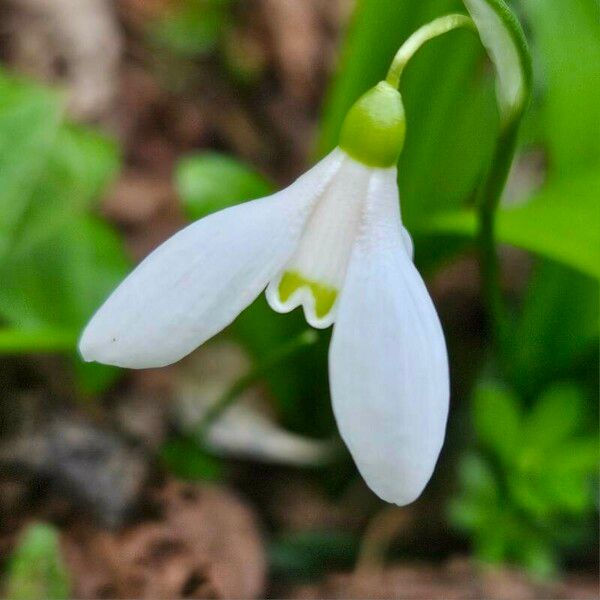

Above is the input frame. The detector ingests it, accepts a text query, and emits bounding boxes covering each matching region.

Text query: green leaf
[463,0,532,123]
[496,173,600,279]
[0,216,128,331]
[473,383,521,462]
[520,0,600,177]
[176,152,273,221]
[507,471,552,519]
[0,88,128,390]
[509,261,598,396]
[524,384,585,450]
[422,169,600,278]
[0,70,62,256]
[18,125,120,243]
[5,523,71,600]
[539,464,594,515]
[0,214,128,393]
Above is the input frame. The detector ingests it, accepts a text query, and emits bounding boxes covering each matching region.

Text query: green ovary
[278,271,338,319]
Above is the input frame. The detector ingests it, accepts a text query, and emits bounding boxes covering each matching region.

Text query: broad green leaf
[496,173,600,279]
[422,169,600,278]
[176,152,272,220]
[16,125,121,249]
[520,0,600,177]
[0,215,128,328]
[463,0,532,123]
[0,215,128,391]
[46,125,121,213]
[524,384,585,450]
[0,84,127,391]
[0,70,62,256]
[5,523,70,600]
[473,383,521,462]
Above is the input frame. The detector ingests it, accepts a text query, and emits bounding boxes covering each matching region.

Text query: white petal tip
[362,463,437,506]
[78,324,122,367]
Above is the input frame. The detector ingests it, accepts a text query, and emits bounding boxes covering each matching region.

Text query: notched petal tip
[266,271,338,329]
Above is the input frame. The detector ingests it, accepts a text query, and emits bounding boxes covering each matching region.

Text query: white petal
[79,149,344,368]
[329,169,449,505]
[266,152,372,328]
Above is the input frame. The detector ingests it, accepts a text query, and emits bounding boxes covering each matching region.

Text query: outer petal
[80,150,343,368]
[329,168,449,505]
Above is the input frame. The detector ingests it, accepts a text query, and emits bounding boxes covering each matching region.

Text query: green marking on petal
[278,271,338,319]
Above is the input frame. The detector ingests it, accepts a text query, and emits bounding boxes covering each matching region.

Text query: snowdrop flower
[78,14,489,504]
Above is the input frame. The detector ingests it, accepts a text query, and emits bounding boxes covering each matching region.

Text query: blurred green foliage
[0,69,130,393]
[3,523,71,600]
[450,382,598,576]
[177,152,273,221]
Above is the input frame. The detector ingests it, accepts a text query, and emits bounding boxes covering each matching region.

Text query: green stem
[0,328,77,354]
[196,330,318,435]
[386,14,476,89]
[476,118,520,355]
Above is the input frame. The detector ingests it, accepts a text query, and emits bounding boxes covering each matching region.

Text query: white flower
[80,82,449,505]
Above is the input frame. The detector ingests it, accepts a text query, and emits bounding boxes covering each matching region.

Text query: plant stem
[476,119,520,355]
[0,328,77,354]
[196,329,319,434]
[386,14,476,89]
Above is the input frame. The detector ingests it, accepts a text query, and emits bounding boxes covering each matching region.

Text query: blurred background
[0,0,598,598]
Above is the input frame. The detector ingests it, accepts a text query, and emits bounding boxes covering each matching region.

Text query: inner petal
[279,271,338,319]
[266,155,372,328]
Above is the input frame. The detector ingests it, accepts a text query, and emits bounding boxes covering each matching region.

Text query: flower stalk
[385,14,476,89]
[476,119,520,355]
[463,0,532,358]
